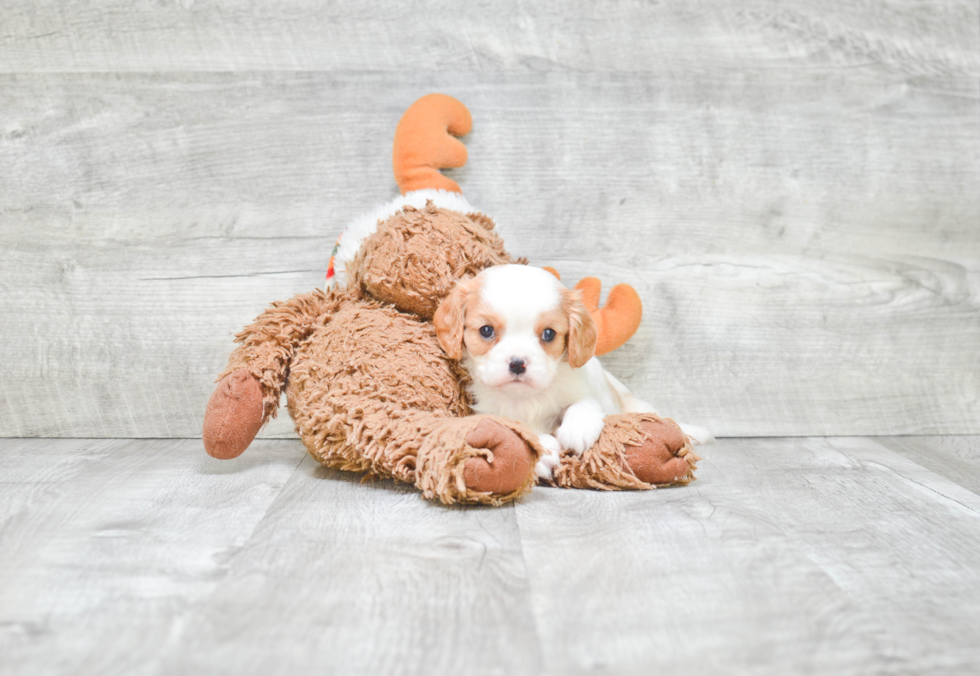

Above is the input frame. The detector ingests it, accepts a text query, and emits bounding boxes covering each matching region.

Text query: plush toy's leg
[552,413,699,490]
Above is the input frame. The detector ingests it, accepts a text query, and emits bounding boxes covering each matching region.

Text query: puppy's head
[434,265,597,391]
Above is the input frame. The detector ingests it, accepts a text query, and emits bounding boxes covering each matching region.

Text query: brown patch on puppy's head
[434,277,480,360]
[534,308,570,361]
[461,296,506,359]
[436,277,516,361]
[561,287,598,368]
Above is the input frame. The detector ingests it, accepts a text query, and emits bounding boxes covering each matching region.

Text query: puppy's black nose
[509,358,527,375]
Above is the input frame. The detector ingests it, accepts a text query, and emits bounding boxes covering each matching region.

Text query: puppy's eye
[541,328,556,342]
[479,325,495,339]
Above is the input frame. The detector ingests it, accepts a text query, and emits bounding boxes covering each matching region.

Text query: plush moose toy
[202,94,698,505]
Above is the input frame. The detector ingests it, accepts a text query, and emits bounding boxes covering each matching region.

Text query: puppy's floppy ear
[562,288,598,368]
[433,279,473,359]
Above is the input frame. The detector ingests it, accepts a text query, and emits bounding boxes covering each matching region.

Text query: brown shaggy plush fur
[219,288,347,421]
[349,203,521,320]
[285,298,471,479]
[205,200,699,505]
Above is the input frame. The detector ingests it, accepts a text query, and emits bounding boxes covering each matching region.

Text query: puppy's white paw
[679,423,714,445]
[535,434,562,480]
[556,412,605,455]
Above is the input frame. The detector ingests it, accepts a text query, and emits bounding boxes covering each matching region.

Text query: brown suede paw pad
[553,413,700,491]
[203,369,265,459]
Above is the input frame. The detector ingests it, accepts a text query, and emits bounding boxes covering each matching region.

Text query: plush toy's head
[348,202,517,319]
[325,93,640,351]
[326,93,522,319]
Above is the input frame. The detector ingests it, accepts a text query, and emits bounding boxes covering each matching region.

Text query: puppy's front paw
[556,413,605,455]
[535,434,562,481]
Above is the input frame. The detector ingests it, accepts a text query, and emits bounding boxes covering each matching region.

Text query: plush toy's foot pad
[622,418,699,485]
[203,369,265,459]
[416,416,541,506]
[553,413,699,490]
[463,420,536,495]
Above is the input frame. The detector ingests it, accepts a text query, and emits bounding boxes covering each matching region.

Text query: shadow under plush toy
[202,94,699,505]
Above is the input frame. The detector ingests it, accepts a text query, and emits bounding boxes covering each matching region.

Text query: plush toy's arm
[204,288,350,458]
[219,288,348,418]
[297,394,543,505]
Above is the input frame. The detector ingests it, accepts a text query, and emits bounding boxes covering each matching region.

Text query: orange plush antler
[392,94,472,195]
[575,277,643,355]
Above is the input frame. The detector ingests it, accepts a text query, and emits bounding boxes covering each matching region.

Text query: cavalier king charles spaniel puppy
[434,264,711,480]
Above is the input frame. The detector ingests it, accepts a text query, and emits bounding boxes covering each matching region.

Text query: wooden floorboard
[157,456,542,676]
[0,438,303,676]
[876,435,980,497]
[2,437,980,675]
[515,436,980,674]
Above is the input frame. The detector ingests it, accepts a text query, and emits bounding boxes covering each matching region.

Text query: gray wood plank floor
[3,436,980,675]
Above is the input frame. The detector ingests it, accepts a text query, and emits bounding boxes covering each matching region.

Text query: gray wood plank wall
[1,1,978,438]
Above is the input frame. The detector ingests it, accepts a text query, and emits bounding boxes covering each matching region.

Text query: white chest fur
[465,357,621,434]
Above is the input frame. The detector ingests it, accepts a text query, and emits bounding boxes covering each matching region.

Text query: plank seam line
[511,501,548,668]
[823,437,980,517]
[149,449,308,664]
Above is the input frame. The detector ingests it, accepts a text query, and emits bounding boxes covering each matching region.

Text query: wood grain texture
[876,435,980,495]
[158,456,542,676]
[514,436,980,674]
[4,436,980,675]
[0,2,978,437]
[1,0,977,74]
[0,438,303,676]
